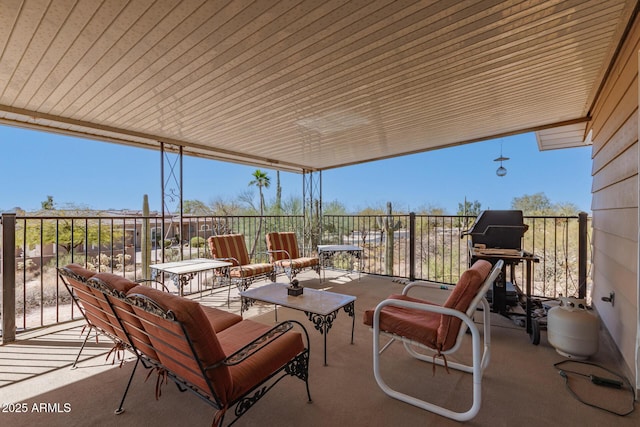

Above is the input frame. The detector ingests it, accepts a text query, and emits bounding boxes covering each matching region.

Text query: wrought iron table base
[242,298,356,366]
[305,301,355,366]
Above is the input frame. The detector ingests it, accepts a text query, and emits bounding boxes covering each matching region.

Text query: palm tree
[248,169,270,258]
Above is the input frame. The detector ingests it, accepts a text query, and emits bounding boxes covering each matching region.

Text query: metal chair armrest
[213,256,240,265]
[207,320,309,369]
[135,278,171,293]
[267,249,292,262]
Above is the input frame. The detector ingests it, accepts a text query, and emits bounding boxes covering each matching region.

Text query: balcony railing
[1,212,590,339]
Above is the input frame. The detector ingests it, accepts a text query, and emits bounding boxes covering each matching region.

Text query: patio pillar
[1,213,16,343]
[160,143,184,262]
[409,212,416,281]
[303,170,322,255]
[578,212,588,299]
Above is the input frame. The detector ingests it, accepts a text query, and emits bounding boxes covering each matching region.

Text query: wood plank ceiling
[0,0,636,172]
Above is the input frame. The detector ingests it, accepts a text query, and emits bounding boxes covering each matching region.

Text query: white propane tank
[547,297,599,360]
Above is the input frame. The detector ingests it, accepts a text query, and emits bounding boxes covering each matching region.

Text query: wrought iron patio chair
[207,234,274,304]
[266,232,320,283]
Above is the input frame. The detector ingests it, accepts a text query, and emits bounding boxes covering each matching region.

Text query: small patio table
[317,244,363,282]
[240,283,356,366]
[150,258,232,296]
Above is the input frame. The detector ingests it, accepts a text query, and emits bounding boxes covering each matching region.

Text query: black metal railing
[322,213,591,299]
[1,212,590,338]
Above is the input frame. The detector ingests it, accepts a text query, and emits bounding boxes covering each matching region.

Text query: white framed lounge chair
[364,259,503,422]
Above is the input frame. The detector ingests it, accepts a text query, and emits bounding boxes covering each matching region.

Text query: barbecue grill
[462,209,529,250]
[462,210,529,314]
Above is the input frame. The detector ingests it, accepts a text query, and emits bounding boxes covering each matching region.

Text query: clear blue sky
[0,124,592,214]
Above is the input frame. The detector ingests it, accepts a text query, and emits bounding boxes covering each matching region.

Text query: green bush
[190,236,205,248]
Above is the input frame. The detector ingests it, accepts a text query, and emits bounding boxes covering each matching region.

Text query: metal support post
[578,212,588,299]
[409,212,416,281]
[1,213,17,343]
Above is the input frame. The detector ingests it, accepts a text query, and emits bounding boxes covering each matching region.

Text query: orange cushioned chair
[363,259,503,422]
[266,232,320,282]
[207,234,274,304]
[121,285,311,426]
[58,264,123,368]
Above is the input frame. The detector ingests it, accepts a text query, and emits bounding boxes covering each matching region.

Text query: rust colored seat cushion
[230,263,273,278]
[125,285,233,402]
[217,319,305,401]
[209,234,273,279]
[276,257,319,269]
[363,259,493,352]
[208,234,251,266]
[363,294,441,349]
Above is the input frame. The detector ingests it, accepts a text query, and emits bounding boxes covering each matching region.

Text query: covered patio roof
[0,0,637,172]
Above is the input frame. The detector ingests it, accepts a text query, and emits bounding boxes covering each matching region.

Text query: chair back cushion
[437,259,492,350]
[60,264,118,337]
[64,264,96,281]
[88,273,139,344]
[208,234,250,266]
[89,273,159,360]
[266,232,300,261]
[126,285,233,403]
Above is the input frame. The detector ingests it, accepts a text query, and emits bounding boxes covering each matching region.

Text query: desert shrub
[190,236,205,248]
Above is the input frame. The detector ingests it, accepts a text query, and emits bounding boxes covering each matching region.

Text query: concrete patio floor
[0,270,637,426]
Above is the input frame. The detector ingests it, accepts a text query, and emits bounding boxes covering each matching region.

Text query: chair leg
[373,313,486,421]
[115,357,140,415]
[72,325,95,369]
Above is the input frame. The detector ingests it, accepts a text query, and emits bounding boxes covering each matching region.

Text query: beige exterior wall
[589,12,639,388]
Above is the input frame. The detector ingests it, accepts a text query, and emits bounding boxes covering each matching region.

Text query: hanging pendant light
[494,142,509,177]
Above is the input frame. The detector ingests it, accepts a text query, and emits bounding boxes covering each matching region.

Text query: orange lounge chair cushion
[363,259,493,352]
[229,263,273,278]
[126,285,233,402]
[89,272,140,345]
[217,319,305,402]
[363,294,441,349]
[200,305,243,332]
[438,259,491,350]
[273,257,318,269]
[65,264,96,281]
[63,265,117,338]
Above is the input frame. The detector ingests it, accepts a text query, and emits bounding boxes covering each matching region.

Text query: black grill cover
[462,210,528,250]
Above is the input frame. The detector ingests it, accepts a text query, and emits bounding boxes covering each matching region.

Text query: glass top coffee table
[240,283,356,366]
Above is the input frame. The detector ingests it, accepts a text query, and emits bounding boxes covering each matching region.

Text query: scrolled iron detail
[306,311,337,335]
[285,351,309,381]
[234,386,267,417]
[125,294,176,320]
[343,302,355,317]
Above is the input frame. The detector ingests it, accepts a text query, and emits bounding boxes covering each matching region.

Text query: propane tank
[547,297,599,360]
